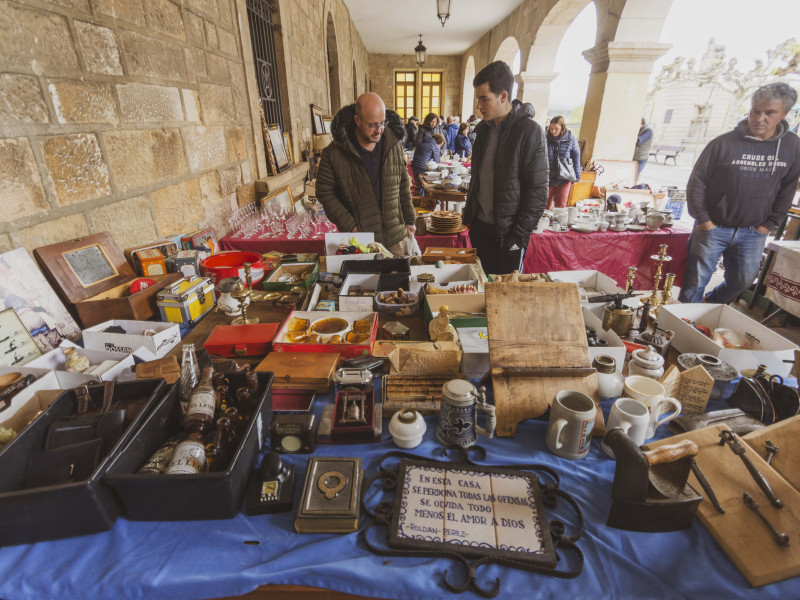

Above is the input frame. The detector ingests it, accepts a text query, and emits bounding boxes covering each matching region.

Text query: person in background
[444,116,458,152]
[404,115,418,151]
[454,122,472,158]
[678,82,800,305]
[464,61,548,274]
[633,118,654,180]
[467,114,479,144]
[546,115,582,209]
[415,112,438,146]
[412,132,445,187]
[316,92,416,257]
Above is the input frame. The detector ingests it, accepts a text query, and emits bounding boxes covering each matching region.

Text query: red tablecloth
[523,222,691,289]
[220,230,471,256]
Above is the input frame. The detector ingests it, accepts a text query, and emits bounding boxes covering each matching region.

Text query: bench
[648,145,685,165]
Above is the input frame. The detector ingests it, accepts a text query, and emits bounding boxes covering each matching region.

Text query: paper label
[186,390,216,419]
[660,365,713,415]
[165,440,206,474]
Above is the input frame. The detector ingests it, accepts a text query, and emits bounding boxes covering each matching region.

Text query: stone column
[579,42,671,162]
[516,72,558,126]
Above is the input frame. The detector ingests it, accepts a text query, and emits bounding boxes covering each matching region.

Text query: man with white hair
[679,82,800,304]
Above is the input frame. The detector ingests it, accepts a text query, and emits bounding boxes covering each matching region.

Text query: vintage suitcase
[255,351,339,393]
[33,232,181,328]
[204,323,282,358]
[156,276,215,325]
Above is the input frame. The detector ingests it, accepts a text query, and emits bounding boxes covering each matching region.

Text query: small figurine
[63,347,90,373]
[428,305,458,343]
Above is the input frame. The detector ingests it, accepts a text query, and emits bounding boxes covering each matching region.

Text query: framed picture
[322,117,333,135]
[0,248,81,353]
[268,124,290,172]
[259,104,279,176]
[283,132,294,165]
[261,185,295,216]
[0,307,44,367]
[310,104,325,135]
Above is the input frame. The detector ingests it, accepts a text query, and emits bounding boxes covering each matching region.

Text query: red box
[203,322,282,357]
[272,311,378,360]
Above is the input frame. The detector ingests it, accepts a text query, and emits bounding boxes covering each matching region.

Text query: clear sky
[549,0,799,110]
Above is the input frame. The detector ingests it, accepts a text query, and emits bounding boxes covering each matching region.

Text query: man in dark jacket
[444,116,458,152]
[316,93,416,256]
[463,61,548,274]
[404,116,418,150]
[678,82,800,304]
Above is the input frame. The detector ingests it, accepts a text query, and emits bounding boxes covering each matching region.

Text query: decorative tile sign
[389,460,556,566]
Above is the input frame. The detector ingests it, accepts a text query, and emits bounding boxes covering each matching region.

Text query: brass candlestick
[625,267,638,294]
[231,276,259,325]
[643,244,672,311]
[661,273,675,307]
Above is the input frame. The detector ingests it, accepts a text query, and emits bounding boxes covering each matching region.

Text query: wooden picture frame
[310,104,325,135]
[268,124,290,172]
[283,132,293,165]
[261,185,295,216]
[322,117,333,135]
[259,104,279,176]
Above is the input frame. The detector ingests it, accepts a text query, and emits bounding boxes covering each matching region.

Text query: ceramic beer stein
[437,379,496,448]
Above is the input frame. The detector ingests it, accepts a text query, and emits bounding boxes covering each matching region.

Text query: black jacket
[404,123,417,150]
[687,119,800,230]
[464,107,548,245]
[415,124,434,147]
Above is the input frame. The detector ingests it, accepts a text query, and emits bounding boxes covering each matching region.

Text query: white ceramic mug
[623,375,682,439]
[546,391,596,460]
[601,398,650,458]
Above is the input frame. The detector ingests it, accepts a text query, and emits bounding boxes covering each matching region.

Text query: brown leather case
[33,232,181,328]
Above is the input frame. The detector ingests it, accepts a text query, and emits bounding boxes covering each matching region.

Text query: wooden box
[255,351,339,393]
[33,232,181,329]
[421,247,477,264]
[204,323,281,358]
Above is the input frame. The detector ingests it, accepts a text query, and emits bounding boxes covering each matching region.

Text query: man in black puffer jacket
[464,61,548,275]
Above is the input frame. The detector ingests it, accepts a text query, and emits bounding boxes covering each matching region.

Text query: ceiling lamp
[437,0,451,27]
[415,35,427,67]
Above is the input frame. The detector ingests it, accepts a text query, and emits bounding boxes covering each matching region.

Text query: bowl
[375,291,419,317]
[597,221,609,232]
[309,317,350,342]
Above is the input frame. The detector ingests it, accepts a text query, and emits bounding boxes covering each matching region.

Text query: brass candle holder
[642,244,672,312]
[232,262,259,325]
[625,266,638,294]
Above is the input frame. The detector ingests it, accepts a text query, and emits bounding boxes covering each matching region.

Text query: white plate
[627,224,645,231]
[425,171,439,177]
[571,224,596,233]
[610,225,627,232]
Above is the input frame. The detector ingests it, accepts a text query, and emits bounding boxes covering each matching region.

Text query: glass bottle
[205,417,236,472]
[245,368,259,396]
[137,432,184,474]
[184,367,216,430]
[179,344,200,415]
[165,426,208,474]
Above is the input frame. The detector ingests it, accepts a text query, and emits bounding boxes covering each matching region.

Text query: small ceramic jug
[437,380,496,448]
[592,355,625,399]
[628,345,665,379]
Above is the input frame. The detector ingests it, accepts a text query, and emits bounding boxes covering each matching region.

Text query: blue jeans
[677,226,768,304]
[636,159,648,180]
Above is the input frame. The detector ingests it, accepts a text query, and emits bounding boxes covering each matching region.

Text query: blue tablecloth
[0,386,797,600]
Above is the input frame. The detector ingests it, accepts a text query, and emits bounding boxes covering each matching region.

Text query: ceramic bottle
[592,355,624,399]
[628,345,665,379]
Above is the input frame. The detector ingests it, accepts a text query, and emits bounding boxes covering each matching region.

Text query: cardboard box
[455,326,489,380]
[262,262,319,291]
[424,293,487,328]
[339,273,379,312]
[657,304,798,378]
[582,307,625,374]
[324,232,377,273]
[26,342,136,382]
[0,369,95,431]
[272,311,378,360]
[410,264,483,290]
[422,247,477,264]
[547,270,633,305]
[83,320,180,358]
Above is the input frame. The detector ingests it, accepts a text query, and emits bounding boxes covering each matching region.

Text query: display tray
[104,372,273,521]
[33,232,181,328]
[0,378,167,546]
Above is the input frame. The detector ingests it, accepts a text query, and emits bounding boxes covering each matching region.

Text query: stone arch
[494,36,520,67]
[522,0,594,123]
[326,12,341,114]
[461,55,476,118]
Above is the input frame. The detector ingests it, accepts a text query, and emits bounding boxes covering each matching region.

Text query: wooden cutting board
[486,282,603,437]
[742,415,800,492]
[645,424,800,587]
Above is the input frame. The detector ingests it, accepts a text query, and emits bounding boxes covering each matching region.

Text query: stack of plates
[428,210,465,234]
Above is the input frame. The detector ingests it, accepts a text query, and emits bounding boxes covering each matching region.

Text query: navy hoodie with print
[687,119,800,230]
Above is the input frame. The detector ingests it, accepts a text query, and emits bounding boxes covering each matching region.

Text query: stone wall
[369,54,462,119]
[0,0,262,255]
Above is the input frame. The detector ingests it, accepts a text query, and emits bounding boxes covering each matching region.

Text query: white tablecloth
[766,244,800,317]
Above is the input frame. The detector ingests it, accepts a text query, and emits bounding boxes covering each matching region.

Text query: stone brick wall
[0,0,260,255]
[369,54,462,120]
